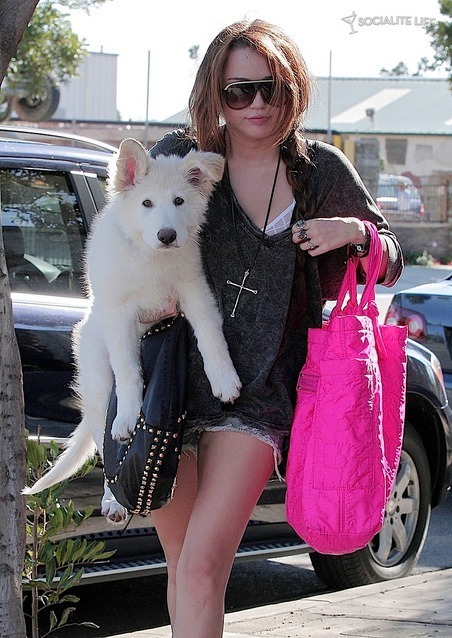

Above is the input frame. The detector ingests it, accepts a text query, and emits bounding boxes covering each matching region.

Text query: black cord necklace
[227,150,282,318]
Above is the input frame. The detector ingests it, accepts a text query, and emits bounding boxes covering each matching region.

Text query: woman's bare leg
[152,450,198,624]
[172,431,275,638]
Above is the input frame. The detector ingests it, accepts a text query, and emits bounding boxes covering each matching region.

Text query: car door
[0,158,105,440]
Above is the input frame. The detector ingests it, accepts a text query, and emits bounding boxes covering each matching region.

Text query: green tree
[7,3,87,96]
[380,61,410,76]
[0,0,111,121]
[188,45,200,61]
[379,3,452,81]
[425,0,452,81]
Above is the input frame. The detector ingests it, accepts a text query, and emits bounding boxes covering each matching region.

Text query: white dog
[24,138,241,522]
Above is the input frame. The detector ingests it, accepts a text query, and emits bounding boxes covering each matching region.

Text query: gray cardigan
[150,132,403,438]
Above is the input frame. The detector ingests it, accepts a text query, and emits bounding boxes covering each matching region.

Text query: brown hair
[188,19,312,156]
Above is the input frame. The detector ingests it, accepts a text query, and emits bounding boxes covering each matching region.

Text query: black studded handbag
[103,313,188,514]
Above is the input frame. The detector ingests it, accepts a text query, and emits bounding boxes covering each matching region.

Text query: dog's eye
[174,197,184,206]
[142,199,153,208]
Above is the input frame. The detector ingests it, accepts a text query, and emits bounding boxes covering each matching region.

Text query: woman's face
[221,46,283,143]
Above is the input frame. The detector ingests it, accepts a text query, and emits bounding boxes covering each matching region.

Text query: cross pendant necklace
[227,150,281,318]
[226,269,257,318]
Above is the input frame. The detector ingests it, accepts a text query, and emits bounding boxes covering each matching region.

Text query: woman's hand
[292,216,389,278]
[291,217,367,256]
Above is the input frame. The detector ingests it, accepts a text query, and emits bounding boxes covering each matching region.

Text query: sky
[67,0,445,122]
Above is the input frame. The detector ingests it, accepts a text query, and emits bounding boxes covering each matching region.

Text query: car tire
[14,78,60,122]
[310,422,431,589]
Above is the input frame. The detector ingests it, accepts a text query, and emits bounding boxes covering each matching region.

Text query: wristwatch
[349,227,371,258]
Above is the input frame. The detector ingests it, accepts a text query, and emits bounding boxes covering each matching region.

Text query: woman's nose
[250,88,266,108]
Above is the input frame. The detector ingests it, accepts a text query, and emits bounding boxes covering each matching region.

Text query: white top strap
[264,201,296,236]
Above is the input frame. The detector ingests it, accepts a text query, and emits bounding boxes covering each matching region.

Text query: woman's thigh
[180,430,275,570]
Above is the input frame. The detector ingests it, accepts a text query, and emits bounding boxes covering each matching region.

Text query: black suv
[1,126,451,590]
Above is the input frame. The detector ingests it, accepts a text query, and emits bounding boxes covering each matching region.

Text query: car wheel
[310,422,431,589]
[14,78,60,122]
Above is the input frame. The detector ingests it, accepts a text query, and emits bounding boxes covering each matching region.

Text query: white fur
[24,138,241,523]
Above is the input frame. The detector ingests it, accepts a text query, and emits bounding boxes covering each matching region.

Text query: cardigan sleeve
[311,142,403,298]
[149,128,196,159]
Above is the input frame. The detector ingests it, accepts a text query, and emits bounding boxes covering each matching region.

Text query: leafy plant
[425,0,452,82]
[3,1,112,106]
[23,432,115,637]
[6,2,88,98]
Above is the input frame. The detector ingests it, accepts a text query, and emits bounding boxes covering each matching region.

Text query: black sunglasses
[222,80,276,110]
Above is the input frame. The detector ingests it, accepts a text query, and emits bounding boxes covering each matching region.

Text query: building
[166,76,452,174]
[55,51,118,121]
[308,76,452,179]
[6,67,452,261]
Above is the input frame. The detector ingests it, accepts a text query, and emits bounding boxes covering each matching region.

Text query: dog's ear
[183,150,225,195]
[111,138,149,191]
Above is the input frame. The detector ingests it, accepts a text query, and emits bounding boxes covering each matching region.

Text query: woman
[149,19,403,637]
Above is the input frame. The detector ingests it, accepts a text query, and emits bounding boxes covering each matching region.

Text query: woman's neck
[224,129,280,165]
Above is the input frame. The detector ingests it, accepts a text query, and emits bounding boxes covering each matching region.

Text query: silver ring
[295,219,306,229]
[308,241,315,250]
[298,229,308,241]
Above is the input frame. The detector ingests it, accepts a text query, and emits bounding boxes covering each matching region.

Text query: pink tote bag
[285,222,408,555]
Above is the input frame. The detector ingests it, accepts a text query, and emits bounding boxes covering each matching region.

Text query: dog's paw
[208,364,242,404]
[111,411,138,442]
[101,493,128,524]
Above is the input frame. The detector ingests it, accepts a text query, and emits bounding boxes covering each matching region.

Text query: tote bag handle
[334,222,383,311]
[332,222,387,357]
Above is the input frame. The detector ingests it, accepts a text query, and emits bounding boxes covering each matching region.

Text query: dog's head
[108,138,224,250]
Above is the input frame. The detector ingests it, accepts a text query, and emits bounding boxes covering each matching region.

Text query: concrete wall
[392,223,452,262]
[340,133,452,180]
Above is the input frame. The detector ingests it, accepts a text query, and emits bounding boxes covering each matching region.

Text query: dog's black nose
[157,228,177,245]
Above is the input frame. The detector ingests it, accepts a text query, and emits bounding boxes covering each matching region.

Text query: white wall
[55,51,118,121]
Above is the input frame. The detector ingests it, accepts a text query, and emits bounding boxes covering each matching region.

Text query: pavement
[106,568,452,637]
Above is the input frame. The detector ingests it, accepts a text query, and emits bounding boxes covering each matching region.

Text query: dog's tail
[23,420,98,495]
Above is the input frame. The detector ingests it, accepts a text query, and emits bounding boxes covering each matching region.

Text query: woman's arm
[294,142,403,293]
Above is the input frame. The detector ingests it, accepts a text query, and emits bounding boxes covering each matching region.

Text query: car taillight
[384,302,427,340]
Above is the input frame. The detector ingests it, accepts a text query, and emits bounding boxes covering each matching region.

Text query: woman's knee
[176,548,231,598]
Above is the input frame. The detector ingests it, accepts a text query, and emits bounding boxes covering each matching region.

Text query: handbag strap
[331,222,387,358]
[359,222,383,308]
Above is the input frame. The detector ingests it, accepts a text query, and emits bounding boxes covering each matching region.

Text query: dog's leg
[91,427,129,523]
[102,307,143,441]
[177,273,241,403]
[74,315,114,440]
[101,483,129,524]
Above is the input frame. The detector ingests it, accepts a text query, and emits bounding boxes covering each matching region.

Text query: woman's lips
[247,115,269,124]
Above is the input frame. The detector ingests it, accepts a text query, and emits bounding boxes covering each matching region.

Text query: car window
[1,169,86,296]
[86,173,108,212]
[378,183,394,197]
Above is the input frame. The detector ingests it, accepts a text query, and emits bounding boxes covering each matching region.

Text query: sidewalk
[107,568,452,637]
